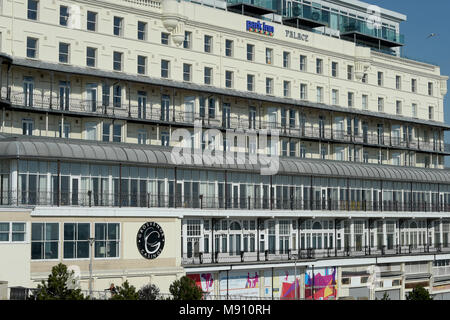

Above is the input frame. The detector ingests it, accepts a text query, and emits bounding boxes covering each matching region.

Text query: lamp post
[88,237,95,298]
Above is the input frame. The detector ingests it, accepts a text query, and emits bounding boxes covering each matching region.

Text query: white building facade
[0,0,449,300]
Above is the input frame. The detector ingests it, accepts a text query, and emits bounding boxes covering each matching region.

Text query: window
[412,103,417,118]
[300,55,307,71]
[23,77,34,107]
[59,42,70,63]
[428,82,433,96]
[113,17,123,36]
[86,47,97,67]
[429,106,434,120]
[300,84,307,100]
[348,92,354,108]
[396,75,401,90]
[161,132,170,146]
[363,151,369,163]
[392,153,401,166]
[94,223,120,258]
[161,60,170,78]
[332,89,339,105]
[138,130,147,145]
[225,39,233,57]
[332,62,338,77]
[377,72,384,86]
[283,81,290,97]
[300,146,306,158]
[161,32,169,45]
[283,51,290,68]
[204,67,212,85]
[161,94,170,121]
[266,78,273,95]
[266,48,273,65]
[102,123,110,142]
[102,83,110,107]
[362,73,368,83]
[28,0,38,20]
[183,63,192,82]
[316,58,323,74]
[137,55,147,75]
[60,5,69,26]
[184,31,192,49]
[113,51,123,71]
[412,79,417,93]
[87,11,97,31]
[378,97,384,112]
[0,222,26,242]
[64,223,90,259]
[113,124,121,142]
[138,21,147,40]
[247,44,254,61]
[208,97,215,119]
[396,100,402,115]
[347,65,353,80]
[317,87,323,103]
[225,71,233,88]
[59,122,70,138]
[362,95,368,110]
[247,74,255,92]
[85,122,97,140]
[22,119,33,136]
[31,223,59,260]
[204,35,212,53]
[289,141,296,157]
[113,85,122,107]
[26,37,38,58]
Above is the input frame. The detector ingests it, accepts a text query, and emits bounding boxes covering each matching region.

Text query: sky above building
[366,0,450,166]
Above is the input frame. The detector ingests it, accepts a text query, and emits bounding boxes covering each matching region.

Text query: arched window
[312,222,322,230]
[230,221,242,231]
[410,221,418,229]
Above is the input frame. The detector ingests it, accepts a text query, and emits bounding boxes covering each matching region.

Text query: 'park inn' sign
[246,20,274,37]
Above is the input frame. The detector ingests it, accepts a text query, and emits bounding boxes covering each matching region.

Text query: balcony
[5,191,449,214]
[340,22,405,48]
[283,2,329,29]
[182,245,450,266]
[7,90,449,155]
[226,0,276,16]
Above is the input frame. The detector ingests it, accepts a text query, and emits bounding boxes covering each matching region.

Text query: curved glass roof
[0,134,449,184]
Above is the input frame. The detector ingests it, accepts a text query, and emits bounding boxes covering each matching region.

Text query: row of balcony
[182,245,450,265]
[5,192,449,213]
[6,91,448,154]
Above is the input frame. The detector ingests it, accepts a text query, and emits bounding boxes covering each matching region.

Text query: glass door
[138,91,147,119]
[86,84,97,112]
[184,96,195,123]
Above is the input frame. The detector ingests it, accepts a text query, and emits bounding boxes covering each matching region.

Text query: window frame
[86,47,97,68]
[94,223,121,260]
[0,222,27,243]
[63,222,91,260]
[87,11,97,32]
[26,37,38,59]
[58,42,70,64]
[31,222,60,261]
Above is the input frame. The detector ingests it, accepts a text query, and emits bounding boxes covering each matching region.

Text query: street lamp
[88,237,95,298]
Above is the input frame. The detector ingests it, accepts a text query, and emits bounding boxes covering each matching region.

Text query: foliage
[110,280,139,300]
[406,286,433,301]
[31,263,86,300]
[138,283,161,300]
[169,276,203,300]
[379,292,391,300]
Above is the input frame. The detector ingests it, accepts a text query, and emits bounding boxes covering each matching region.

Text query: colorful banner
[272,269,300,300]
[187,273,214,298]
[219,271,260,298]
[305,267,337,300]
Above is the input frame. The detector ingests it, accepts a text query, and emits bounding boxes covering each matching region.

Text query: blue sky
[366,0,450,166]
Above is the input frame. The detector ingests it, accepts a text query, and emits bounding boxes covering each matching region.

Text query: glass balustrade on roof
[227,0,278,15]
[340,20,405,46]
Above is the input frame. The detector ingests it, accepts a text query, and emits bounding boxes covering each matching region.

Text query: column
[350,219,354,250]
[382,220,387,251]
[182,220,187,258]
[440,219,444,248]
[10,160,18,205]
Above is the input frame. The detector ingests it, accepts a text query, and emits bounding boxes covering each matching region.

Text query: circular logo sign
[136,222,165,260]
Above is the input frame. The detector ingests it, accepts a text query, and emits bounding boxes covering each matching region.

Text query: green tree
[31,263,86,300]
[379,292,390,300]
[138,283,161,300]
[110,280,139,300]
[406,286,433,301]
[169,276,203,300]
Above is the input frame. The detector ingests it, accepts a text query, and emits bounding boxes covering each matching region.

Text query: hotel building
[0,0,450,300]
